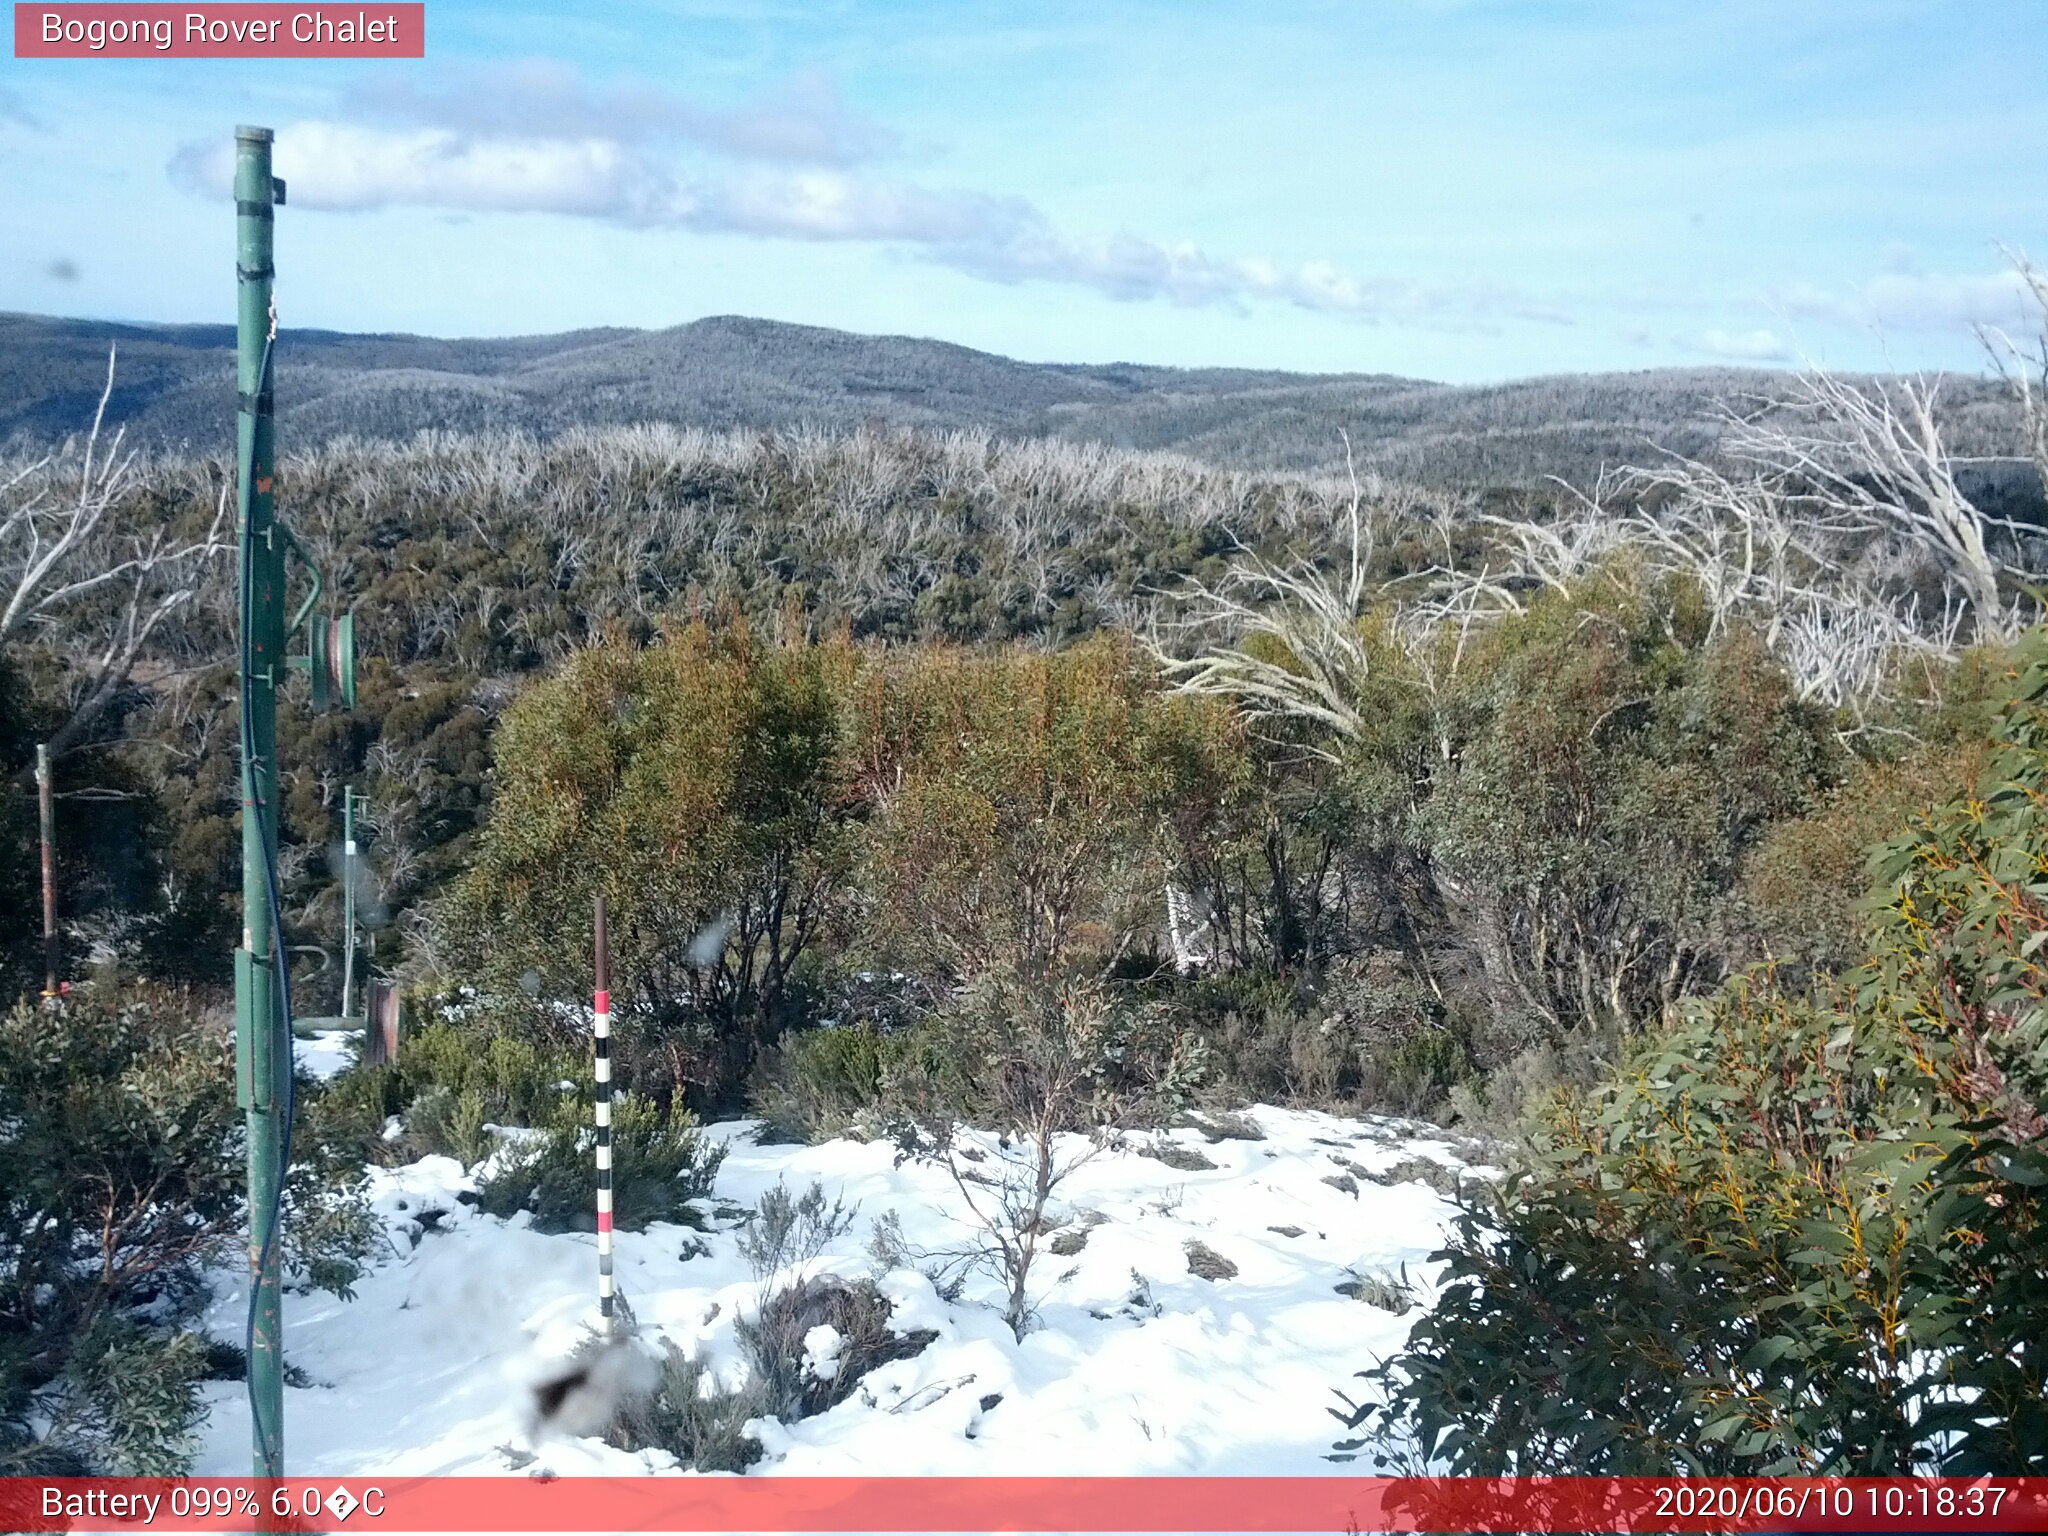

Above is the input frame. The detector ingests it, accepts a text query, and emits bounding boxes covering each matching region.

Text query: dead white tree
[1980,251,2048,491]
[1658,367,2040,642]
[0,348,230,774]
[1429,312,2048,721]
[1410,461,1972,731]
[1397,502,1639,654]
[1145,434,1379,756]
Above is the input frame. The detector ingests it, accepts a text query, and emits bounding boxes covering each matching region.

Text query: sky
[2,0,2045,381]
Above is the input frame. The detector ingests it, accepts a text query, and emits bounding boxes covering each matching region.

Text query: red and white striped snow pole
[593,895,615,1334]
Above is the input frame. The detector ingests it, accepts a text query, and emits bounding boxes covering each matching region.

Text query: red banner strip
[13,5,425,59]
[4,1477,2046,1533]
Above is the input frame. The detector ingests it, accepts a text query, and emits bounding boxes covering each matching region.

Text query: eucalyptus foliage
[1349,629,2048,1474]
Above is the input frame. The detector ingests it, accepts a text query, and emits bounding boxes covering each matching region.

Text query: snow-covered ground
[197,1109,1487,1477]
[294,1029,359,1082]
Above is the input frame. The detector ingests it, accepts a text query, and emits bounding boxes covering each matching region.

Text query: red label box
[13,4,425,58]
[3,1476,2047,1533]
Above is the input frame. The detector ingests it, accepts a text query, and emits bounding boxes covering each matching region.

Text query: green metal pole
[232,123,287,1480]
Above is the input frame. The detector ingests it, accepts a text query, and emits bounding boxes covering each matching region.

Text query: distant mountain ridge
[0,310,2023,488]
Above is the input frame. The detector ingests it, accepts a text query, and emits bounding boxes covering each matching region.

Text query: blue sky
[2,0,2044,379]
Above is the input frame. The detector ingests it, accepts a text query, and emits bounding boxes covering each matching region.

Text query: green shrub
[1359,1024,1471,1119]
[1350,630,2048,1475]
[608,1343,765,1471]
[1171,972,1327,1104]
[1911,1126,2048,1470]
[1440,1034,1607,1143]
[478,1093,724,1233]
[404,1085,496,1166]
[855,636,1227,995]
[316,1014,591,1165]
[0,983,372,1473]
[1351,979,1940,1473]
[1741,745,1981,971]
[754,1024,898,1140]
[739,1180,859,1283]
[1173,964,1469,1117]
[1414,590,1842,1040]
[753,1019,990,1141]
[298,1061,402,1167]
[39,1323,211,1477]
[399,1017,589,1130]
[440,621,861,1111]
[737,1275,937,1421]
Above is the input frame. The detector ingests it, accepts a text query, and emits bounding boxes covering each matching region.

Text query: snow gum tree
[440,614,861,1109]
[1351,628,2048,1474]
[850,632,1229,999]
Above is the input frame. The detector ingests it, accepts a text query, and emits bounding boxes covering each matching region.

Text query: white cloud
[167,116,1566,331]
[1689,326,1792,362]
[342,61,896,167]
[161,56,1596,332]
[693,170,1037,246]
[720,179,1566,326]
[170,123,687,223]
[1777,266,2038,333]
[703,72,899,166]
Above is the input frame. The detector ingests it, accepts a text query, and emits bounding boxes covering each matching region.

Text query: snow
[196,1107,1487,1477]
[801,1325,844,1382]
[294,1029,358,1082]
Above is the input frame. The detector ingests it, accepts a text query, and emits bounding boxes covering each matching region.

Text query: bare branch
[0,352,232,776]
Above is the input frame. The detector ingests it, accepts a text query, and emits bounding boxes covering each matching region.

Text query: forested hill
[0,307,1886,486]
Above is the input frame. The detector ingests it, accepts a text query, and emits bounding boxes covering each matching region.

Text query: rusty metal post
[340,786,358,1020]
[362,979,401,1068]
[36,743,56,998]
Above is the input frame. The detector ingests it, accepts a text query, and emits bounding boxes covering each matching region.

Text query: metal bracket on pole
[281,523,357,713]
[233,949,279,1111]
